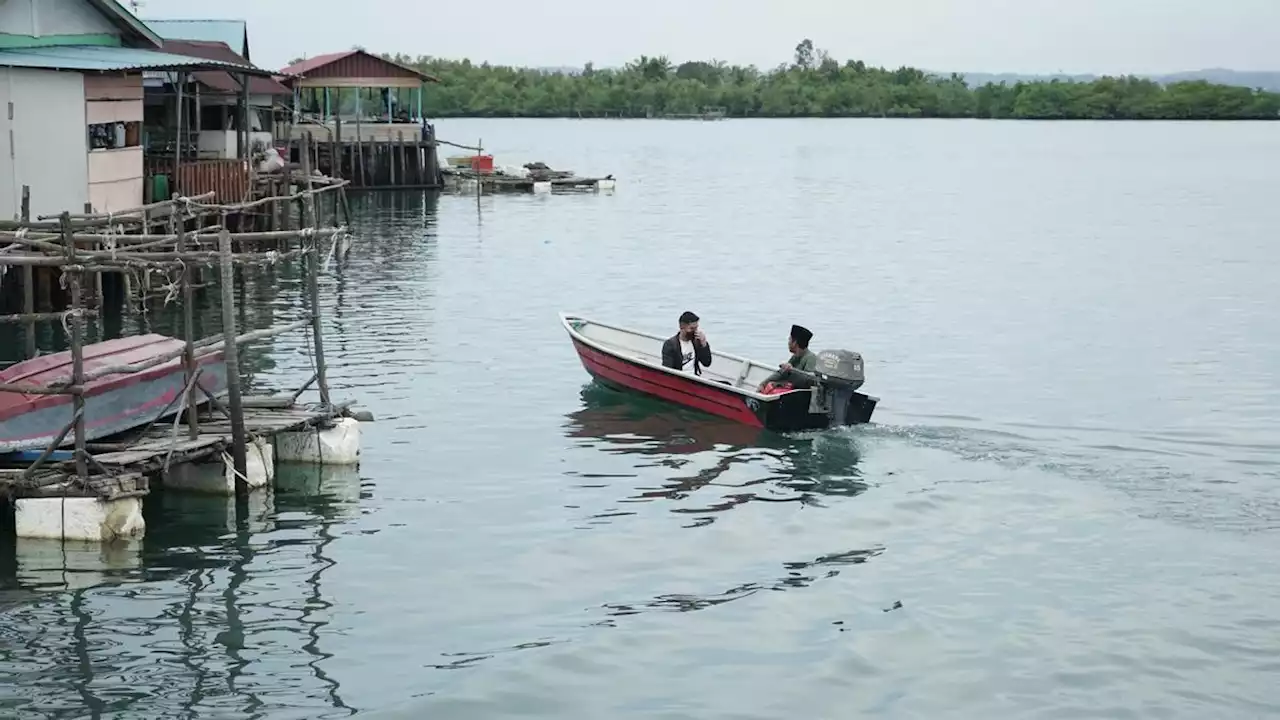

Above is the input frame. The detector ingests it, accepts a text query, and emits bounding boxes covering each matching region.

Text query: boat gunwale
[559,312,803,403]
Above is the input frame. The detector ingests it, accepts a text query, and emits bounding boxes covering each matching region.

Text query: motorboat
[560,314,877,432]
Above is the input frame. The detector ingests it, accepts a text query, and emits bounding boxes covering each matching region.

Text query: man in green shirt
[758,324,818,392]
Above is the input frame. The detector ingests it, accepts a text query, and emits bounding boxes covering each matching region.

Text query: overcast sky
[139,0,1279,75]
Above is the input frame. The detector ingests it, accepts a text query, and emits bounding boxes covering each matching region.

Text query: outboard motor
[807,349,865,425]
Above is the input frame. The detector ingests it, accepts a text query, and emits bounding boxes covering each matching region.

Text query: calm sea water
[2,119,1279,719]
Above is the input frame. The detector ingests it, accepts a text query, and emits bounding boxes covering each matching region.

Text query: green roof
[0,45,275,75]
[141,19,248,60]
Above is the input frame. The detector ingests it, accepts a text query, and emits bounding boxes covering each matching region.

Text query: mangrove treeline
[372,39,1280,120]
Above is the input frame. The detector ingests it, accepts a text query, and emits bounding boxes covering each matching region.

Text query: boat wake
[851,416,1280,533]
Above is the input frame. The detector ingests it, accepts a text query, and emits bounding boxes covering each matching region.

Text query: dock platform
[0,401,353,501]
[443,170,617,194]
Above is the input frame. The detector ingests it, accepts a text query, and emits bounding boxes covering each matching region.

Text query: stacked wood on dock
[0,181,354,515]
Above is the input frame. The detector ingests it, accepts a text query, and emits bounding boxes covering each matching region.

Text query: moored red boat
[0,334,228,454]
[560,314,878,432]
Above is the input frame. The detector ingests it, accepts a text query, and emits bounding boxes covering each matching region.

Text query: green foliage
[379,39,1280,120]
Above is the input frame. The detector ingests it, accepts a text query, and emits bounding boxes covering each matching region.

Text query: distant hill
[953,69,1280,92]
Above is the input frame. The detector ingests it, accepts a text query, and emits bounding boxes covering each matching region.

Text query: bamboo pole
[239,73,250,163]
[174,71,186,196]
[176,201,200,440]
[62,212,88,483]
[0,249,316,268]
[20,185,35,359]
[0,226,347,246]
[20,408,84,480]
[0,310,98,324]
[0,382,82,396]
[306,234,330,407]
[86,202,104,311]
[218,228,249,493]
[333,114,342,178]
[35,192,216,222]
[14,317,310,393]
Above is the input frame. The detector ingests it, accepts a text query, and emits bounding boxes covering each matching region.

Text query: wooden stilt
[61,212,88,485]
[217,227,248,492]
[21,185,36,359]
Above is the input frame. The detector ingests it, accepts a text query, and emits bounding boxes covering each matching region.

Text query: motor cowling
[808,350,865,426]
[813,349,865,391]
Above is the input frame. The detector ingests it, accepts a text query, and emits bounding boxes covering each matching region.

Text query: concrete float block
[275,417,361,466]
[596,179,617,192]
[14,496,145,542]
[164,437,274,495]
[531,181,552,194]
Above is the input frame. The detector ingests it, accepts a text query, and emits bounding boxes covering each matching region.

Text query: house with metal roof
[279,49,440,144]
[0,0,277,217]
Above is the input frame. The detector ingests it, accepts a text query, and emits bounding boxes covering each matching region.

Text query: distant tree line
[370,39,1280,120]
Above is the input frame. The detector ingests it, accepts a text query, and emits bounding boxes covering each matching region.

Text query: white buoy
[596,179,616,192]
[14,496,145,542]
[164,437,274,495]
[275,417,361,466]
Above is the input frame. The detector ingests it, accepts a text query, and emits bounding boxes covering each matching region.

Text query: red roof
[161,39,291,96]
[280,50,354,76]
[279,49,439,83]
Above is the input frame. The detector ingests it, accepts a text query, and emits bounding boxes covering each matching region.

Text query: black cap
[790,324,813,348]
[679,311,699,325]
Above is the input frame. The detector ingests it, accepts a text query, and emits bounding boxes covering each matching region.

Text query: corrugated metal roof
[280,49,439,83]
[160,39,291,95]
[0,45,277,76]
[142,19,248,58]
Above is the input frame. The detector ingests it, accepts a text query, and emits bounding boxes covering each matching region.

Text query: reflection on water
[564,384,870,525]
[0,465,364,719]
[561,383,883,623]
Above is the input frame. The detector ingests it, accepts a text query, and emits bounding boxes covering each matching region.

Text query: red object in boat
[471,154,494,173]
[760,382,793,395]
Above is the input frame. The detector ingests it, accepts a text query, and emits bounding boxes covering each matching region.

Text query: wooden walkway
[1,403,344,500]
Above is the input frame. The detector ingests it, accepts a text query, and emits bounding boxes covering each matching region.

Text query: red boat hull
[0,334,228,453]
[571,338,767,427]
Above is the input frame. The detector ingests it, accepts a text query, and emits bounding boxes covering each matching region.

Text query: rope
[159,261,183,305]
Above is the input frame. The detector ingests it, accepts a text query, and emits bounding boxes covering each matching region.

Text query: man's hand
[695,329,707,346]
[779,362,792,372]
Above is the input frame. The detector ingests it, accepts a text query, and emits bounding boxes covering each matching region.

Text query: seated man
[758,324,818,393]
[661,310,712,376]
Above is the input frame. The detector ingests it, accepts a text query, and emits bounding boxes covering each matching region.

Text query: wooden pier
[0,181,364,542]
[291,126,443,191]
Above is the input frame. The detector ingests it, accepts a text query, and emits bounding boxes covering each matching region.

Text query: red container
[471,154,494,173]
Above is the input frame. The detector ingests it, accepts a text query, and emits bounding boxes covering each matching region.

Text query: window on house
[88,121,142,150]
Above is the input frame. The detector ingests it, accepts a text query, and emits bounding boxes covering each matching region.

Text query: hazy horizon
[136,0,1280,76]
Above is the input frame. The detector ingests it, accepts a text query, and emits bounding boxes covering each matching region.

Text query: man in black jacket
[661,310,712,375]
